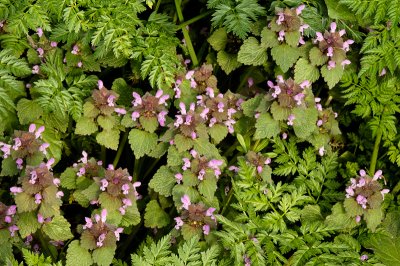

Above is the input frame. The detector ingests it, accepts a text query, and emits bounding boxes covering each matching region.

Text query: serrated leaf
[42,215,73,241]
[321,65,344,89]
[174,134,193,152]
[66,240,93,266]
[217,51,241,74]
[83,102,99,118]
[120,204,141,227]
[129,129,158,158]
[270,102,290,121]
[1,157,19,176]
[294,58,320,83]
[198,177,217,201]
[60,168,77,189]
[325,0,357,21]
[208,28,227,51]
[285,31,301,47]
[15,193,37,213]
[181,224,202,241]
[343,198,364,217]
[98,192,121,211]
[96,129,120,150]
[167,146,182,166]
[139,116,159,133]
[271,44,301,72]
[365,208,383,232]
[16,211,40,238]
[260,27,279,48]
[309,47,328,66]
[193,138,221,159]
[97,115,116,131]
[149,166,176,196]
[16,99,43,124]
[292,107,318,139]
[237,37,267,66]
[254,113,280,139]
[208,124,228,144]
[365,234,400,266]
[92,246,116,266]
[144,200,170,228]
[75,117,97,135]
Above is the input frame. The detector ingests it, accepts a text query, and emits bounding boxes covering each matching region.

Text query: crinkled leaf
[198,177,217,201]
[149,166,176,197]
[260,27,279,48]
[66,240,93,266]
[174,134,193,153]
[271,44,301,73]
[129,129,158,158]
[16,211,40,238]
[16,99,43,124]
[139,116,159,133]
[309,47,328,66]
[60,168,77,189]
[1,157,18,176]
[292,107,318,139]
[254,113,280,139]
[144,200,170,228]
[92,245,116,266]
[321,65,344,89]
[208,28,227,51]
[208,124,228,144]
[42,215,73,241]
[217,51,241,74]
[75,117,97,135]
[294,58,320,83]
[237,37,267,66]
[97,129,120,150]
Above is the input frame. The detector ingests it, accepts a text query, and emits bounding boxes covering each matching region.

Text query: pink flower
[206,207,216,219]
[282,132,288,139]
[100,179,108,191]
[32,65,40,74]
[355,215,361,223]
[46,158,55,170]
[115,108,127,115]
[37,28,43,37]
[330,22,337,33]
[77,61,83,68]
[278,30,285,42]
[359,169,366,176]
[37,214,44,224]
[53,178,60,187]
[97,233,106,247]
[6,205,16,216]
[360,255,368,261]
[39,143,50,154]
[9,225,19,237]
[122,198,132,207]
[158,111,168,126]
[327,47,334,57]
[287,114,295,126]
[121,183,130,195]
[276,13,285,25]
[174,217,183,229]
[181,194,191,210]
[345,187,354,198]
[107,95,116,107]
[293,93,305,105]
[98,80,104,89]
[4,216,11,223]
[381,189,390,200]
[203,224,210,235]
[37,48,44,58]
[315,32,324,42]
[12,138,21,150]
[71,45,79,55]
[36,126,45,139]
[198,169,206,180]
[35,193,42,204]
[114,227,123,241]
[16,158,23,170]
[56,191,64,198]
[10,187,23,195]
[247,77,254,87]
[356,194,367,209]
[342,40,354,52]
[175,173,183,184]
[373,170,383,181]
[296,4,305,15]
[341,59,351,69]
[83,217,93,229]
[51,41,58,47]
[327,60,336,70]
[380,68,387,76]
[131,111,140,121]
[319,146,325,156]
[182,158,191,170]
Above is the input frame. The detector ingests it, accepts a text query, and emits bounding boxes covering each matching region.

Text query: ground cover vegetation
[0,0,400,265]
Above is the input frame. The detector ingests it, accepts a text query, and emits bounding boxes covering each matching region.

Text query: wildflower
[373,170,383,181]
[37,28,43,37]
[83,217,93,229]
[114,228,123,241]
[360,255,368,261]
[182,158,191,170]
[319,146,325,156]
[34,193,42,204]
[98,80,104,89]
[39,143,50,154]
[37,48,44,58]
[71,45,79,55]
[100,179,109,191]
[175,173,183,184]
[51,41,57,47]
[381,189,390,200]
[77,61,83,68]
[9,225,19,237]
[37,214,44,224]
[174,217,183,229]
[355,215,361,223]
[107,95,116,107]
[287,114,295,126]
[16,158,23,170]
[35,126,45,139]
[203,224,210,235]
[97,233,106,247]
[356,195,367,209]
[10,187,22,195]
[56,191,64,199]
[181,195,191,210]
[32,65,40,74]
[115,108,126,115]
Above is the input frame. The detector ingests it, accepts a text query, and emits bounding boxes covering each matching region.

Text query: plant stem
[155,0,162,12]
[113,131,129,167]
[369,128,382,174]
[142,158,160,180]
[36,230,57,261]
[178,11,212,29]
[101,145,106,164]
[133,158,141,181]
[324,95,333,106]
[174,0,198,66]
[221,187,234,216]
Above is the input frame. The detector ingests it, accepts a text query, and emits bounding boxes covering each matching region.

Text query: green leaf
[0,230,12,263]
[167,146,182,166]
[75,117,98,135]
[217,51,241,74]
[321,65,344,89]
[120,204,141,227]
[208,124,228,144]
[364,208,383,232]
[15,193,37,213]
[309,47,328,66]
[1,157,19,176]
[98,193,121,211]
[16,212,40,238]
[144,200,170,228]
[365,234,400,266]
[60,168,77,189]
[292,107,318,139]
[271,44,301,73]
[42,215,73,241]
[66,240,93,266]
[294,58,320,83]
[128,129,158,158]
[343,198,364,217]
[83,102,99,118]
[181,224,202,241]
[193,138,222,159]
[325,0,357,21]
[198,177,217,201]
[237,37,267,66]
[96,129,120,150]
[149,166,176,197]
[285,31,301,47]
[208,28,227,51]
[97,115,117,131]
[139,116,159,133]
[270,102,290,121]
[260,27,279,48]
[254,113,280,139]
[174,134,193,152]
[16,99,43,124]
[92,246,116,266]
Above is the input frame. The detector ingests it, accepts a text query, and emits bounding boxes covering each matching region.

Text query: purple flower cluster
[174,149,224,183]
[174,195,216,236]
[0,124,49,171]
[270,5,309,46]
[92,84,121,116]
[314,22,353,70]
[345,169,389,212]
[130,90,169,128]
[268,76,310,108]
[81,209,123,248]
[0,202,18,237]
[245,151,271,175]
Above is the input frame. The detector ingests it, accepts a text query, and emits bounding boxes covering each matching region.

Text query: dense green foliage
[1,0,400,265]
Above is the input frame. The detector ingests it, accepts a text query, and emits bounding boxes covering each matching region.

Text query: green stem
[142,158,160,180]
[221,187,234,216]
[113,131,129,167]
[369,128,382,174]
[133,158,141,181]
[174,0,198,66]
[36,230,57,261]
[100,145,106,164]
[177,11,212,29]
[155,0,162,12]
[324,95,333,107]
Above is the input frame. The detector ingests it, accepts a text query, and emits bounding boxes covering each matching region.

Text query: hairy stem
[178,11,212,29]
[174,0,198,66]
[113,131,129,167]
[369,128,382,174]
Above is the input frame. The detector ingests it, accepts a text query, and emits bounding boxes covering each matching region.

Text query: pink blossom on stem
[71,45,79,55]
[327,60,336,70]
[278,30,285,42]
[6,205,16,216]
[35,193,42,204]
[46,158,55,170]
[39,143,50,154]
[100,179,108,191]
[37,28,43,37]
[381,189,390,200]
[10,187,23,194]
[296,4,305,15]
[4,216,11,223]
[315,32,324,42]
[203,224,210,235]
[12,138,21,150]
[287,114,295,126]
[114,228,123,241]
[356,194,367,209]
[342,39,354,52]
[359,169,366,176]
[341,59,351,69]
[174,217,183,229]
[373,170,382,181]
[181,194,191,210]
[35,126,45,139]
[182,158,191,170]
[330,22,337,33]
[175,173,183,184]
[355,215,361,223]
[37,214,44,224]
[131,111,140,121]
[121,183,130,195]
[107,95,115,107]
[97,233,106,247]
[56,191,64,198]
[115,108,127,115]
[319,146,325,156]
[9,225,19,237]
[32,65,40,74]
[51,41,58,47]
[37,48,44,58]
[157,111,168,126]
[16,158,23,169]
[83,217,93,229]
[132,92,142,106]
